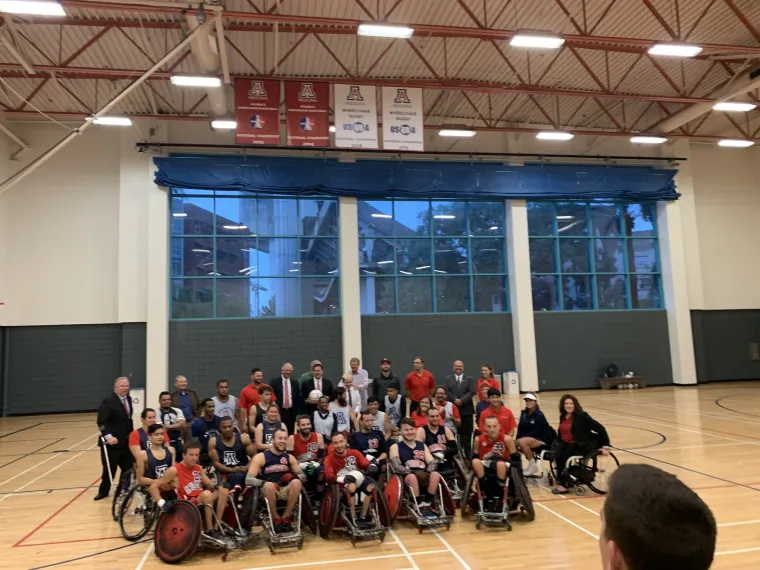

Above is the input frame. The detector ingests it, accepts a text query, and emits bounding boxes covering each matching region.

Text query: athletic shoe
[280,520,294,533]
[524,460,539,477]
[356,516,369,530]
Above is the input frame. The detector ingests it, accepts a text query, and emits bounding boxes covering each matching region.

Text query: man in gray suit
[443,360,476,457]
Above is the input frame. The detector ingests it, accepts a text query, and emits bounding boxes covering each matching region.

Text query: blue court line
[607,425,667,450]
[28,539,151,569]
[0,423,42,439]
[0,439,65,470]
[715,396,760,419]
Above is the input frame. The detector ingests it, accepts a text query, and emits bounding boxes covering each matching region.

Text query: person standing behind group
[298,359,321,389]
[271,363,301,435]
[476,365,501,401]
[158,391,186,461]
[94,377,134,501]
[347,358,369,410]
[405,357,435,414]
[338,373,362,415]
[237,368,275,430]
[443,360,475,456]
[171,375,199,443]
[247,385,275,436]
[301,362,334,404]
[372,358,402,400]
[212,379,238,429]
[379,382,406,437]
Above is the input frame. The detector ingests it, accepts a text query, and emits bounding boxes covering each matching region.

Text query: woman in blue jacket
[516,393,549,477]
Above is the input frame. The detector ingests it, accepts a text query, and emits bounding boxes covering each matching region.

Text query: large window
[528,201,662,311]
[170,190,339,319]
[358,200,509,314]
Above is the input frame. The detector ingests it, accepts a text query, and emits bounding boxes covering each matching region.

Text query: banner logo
[347,86,364,101]
[390,124,415,135]
[249,81,268,98]
[298,83,317,99]
[394,89,411,104]
[300,117,315,131]
[250,114,266,129]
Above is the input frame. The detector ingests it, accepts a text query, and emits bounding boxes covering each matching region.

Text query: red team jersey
[324,449,369,483]
[292,432,320,462]
[476,433,510,460]
[176,462,204,501]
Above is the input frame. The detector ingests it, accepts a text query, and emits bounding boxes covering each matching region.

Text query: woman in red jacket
[476,365,501,401]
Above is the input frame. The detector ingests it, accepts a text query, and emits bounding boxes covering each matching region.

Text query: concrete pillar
[339,197,362,370]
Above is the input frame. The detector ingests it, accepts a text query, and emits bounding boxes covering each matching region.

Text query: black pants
[98,444,134,495]
[459,414,474,457]
[281,408,296,434]
[553,440,593,487]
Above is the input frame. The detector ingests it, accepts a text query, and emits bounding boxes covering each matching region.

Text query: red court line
[18,535,124,548]
[13,477,100,548]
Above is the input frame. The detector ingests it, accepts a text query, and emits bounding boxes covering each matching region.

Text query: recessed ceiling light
[510,31,564,49]
[536,131,574,140]
[171,75,222,87]
[713,101,757,112]
[648,42,702,57]
[357,23,413,38]
[438,129,477,137]
[0,1,65,16]
[631,136,668,144]
[718,139,755,147]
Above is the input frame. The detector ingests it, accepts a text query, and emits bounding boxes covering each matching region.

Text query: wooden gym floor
[2,382,760,569]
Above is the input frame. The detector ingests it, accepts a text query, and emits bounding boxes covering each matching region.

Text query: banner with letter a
[285,81,330,147]
[235,78,280,145]
[333,84,378,149]
[381,86,424,151]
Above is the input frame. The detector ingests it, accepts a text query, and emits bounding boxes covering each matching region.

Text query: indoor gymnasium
[0,0,759,569]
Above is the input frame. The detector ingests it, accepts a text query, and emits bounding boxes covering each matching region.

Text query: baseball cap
[523,393,538,401]
[381,358,391,364]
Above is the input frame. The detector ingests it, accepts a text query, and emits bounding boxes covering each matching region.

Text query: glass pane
[556,202,587,236]
[216,237,256,277]
[435,276,470,312]
[394,201,430,236]
[559,238,591,273]
[434,238,468,274]
[359,237,395,275]
[256,278,300,317]
[171,196,214,236]
[172,188,214,196]
[527,202,554,236]
[361,276,396,315]
[398,276,433,313]
[628,239,658,273]
[300,199,338,236]
[531,275,559,311]
[594,238,625,273]
[258,238,300,276]
[472,239,506,274]
[562,275,593,310]
[216,278,256,318]
[631,274,662,309]
[358,200,394,237]
[171,237,214,277]
[596,275,626,310]
[215,197,256,236]
[432,201,466,236]
[469,202,505,236]
[624,203,655,237]
[473,275,507,312]
[396,239,432,274]
[301,277,340,316]
[257,198,298,236]
[590,203,621,236]
[300,238,339,275]
[530,238,556,274]
[171,278,213,319]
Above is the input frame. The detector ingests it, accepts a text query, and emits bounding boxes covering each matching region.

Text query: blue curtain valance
[153,155,678,201]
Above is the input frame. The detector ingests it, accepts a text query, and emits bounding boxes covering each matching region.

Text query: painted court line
[390,528,420,570]
[0,433,93,488]
[135,542,154,570]
[596,396,760,426]
[535,502,599,540]
[242,549,449,570]
[432,529,472,570]
[715,546,760,556]
[718,519,760,528]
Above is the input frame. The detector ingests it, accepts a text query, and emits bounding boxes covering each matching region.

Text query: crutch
[100,433,115,488]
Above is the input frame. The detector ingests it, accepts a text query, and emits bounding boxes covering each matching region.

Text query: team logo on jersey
[368,438,379,449]
[299,83,317,99]
[437,434,447,445]
[249,81,268,98]
[307,442,318,453]
[387,406,399,420]
[223,450,239,466]
[280,456,288,465]
[493,442,505,452]
[335,411,347,425]
[347,86,364,101]
[394,89,411,104]
[265,433,274,443]
[184,470,203,494]
[155,465,168,478]
[300,117,315,131]
[412,450,425,461]
[250,114,266,129]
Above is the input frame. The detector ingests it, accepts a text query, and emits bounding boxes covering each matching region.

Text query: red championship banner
[235,78,280,145]
[285,81,329,147]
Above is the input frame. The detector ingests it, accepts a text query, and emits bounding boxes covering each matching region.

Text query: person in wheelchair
[312,395,339,440]
[148,441,231,540]
[129,408,169,459]
[135,424,175,491]
[350,411,388,479]
[433,387,461,435]
[389,419,441,516]
[287,414,325,493]
[208,417,255,489]
[254,403,285,452]
[246,427,305,533]
[366,397,391,441]
[553,394,611,495]
[472,416,520,506]
[192,398,222,469]
[516,393,550,477]
[416,407,457,476]
[324,431,377,530]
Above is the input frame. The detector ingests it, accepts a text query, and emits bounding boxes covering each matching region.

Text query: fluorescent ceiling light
[648,43,702,57]
[415,265,431,270]
[363,269,378,275]
[357,23,413,39]
[438,129,476,137]
[172,212,187,217]
[171,75,221,87]
[631,136,668,144]
[328,269,339,274]
[0,1,65,16]
[211,119,237,130]
[718,139,755,147]
[713,101,757,112]
[489,226,498,230]
[292,261,302,264]
[377,260,394,264]
[399,270,413,275]
[433,214,456,219]
[510,32,564,49]
[329,125,336,133]
[289,269,299,272]
[192,249,210,253]
[536,131,574,140]
[457,261,467,264]
[556,215,574,220]
[434,270,447,274]
[93,116,132,126]
[222,224,248,230]
[238,266,256,273]
[371,213,392,218]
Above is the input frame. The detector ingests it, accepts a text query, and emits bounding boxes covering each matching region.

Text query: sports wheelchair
[432,447,469,505]
[543,446,620,495]
[318,477,391,545]
[383,470,456,533]
[461,463,535,530]
[248,481,317,554]
[111,466,136,522]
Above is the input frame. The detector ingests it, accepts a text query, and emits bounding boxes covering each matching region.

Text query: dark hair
[141,407,155,420]
[487,388,501,398]
[267,402,280,412]
[367,396,378,405]
[559,394,583,421]
[200,398,213,407]
[220,416,233,425]
[318,396,329,404]
[185,440,202,452]
[434,386,447,395]
[386,382,399,392]
[484,415,499,425]
[250,368,262,376]
[602,464,716,570]
[330,431,346,442]
[216,379,228,386]
[400,418,416,429]
[259,385,272,395]
[147,423,164,435]
[296,414,310,424]
[414,357,424,364]
[312,363,322,371]
[426,406,439,416]
[334,387,346,400]
[360,410,373,420]
[418,396,433,410]
[274,427,288,438]
[159,391,171,399]
[481,364,495,378]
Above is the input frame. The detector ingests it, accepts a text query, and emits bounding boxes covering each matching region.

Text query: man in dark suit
[301,362,333,406]
[271,362,301,434]
[94,377,134,500]
[443,360,476,457]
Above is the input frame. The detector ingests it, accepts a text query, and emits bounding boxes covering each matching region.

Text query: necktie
[122,397,129,415]
[284,380,290,409]
[316,379,321,391]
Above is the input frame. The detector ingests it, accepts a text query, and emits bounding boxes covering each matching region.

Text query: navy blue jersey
[192,416,221,454]
[261,420,284,445]
[259,449,293,483]
[395,440,427,470]
[218,432,249,468]
[421,424,448,454]
[350,430,387,457]
[145,445,173,480]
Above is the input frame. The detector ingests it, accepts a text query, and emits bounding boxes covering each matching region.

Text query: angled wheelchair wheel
[382,474,403,525]
[439,478,457,518]
[119,484,157,541]
[318,484,340,538]
[368,478,391,529]
[460,472,476,519]
[154,501,202,564]
[583,450,620,495]
[111,468,135,522]
[510,466,535,521]
[300,487,318,535]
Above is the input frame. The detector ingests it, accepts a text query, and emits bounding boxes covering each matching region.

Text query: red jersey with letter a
[293,432,320,462]
[476,433,509,460]
[176,462,204,500]
[324,449,369,483]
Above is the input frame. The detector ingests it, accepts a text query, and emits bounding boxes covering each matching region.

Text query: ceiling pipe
[184,11,227,116]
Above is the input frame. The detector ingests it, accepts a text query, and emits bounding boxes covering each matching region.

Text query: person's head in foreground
[600,464,716,570]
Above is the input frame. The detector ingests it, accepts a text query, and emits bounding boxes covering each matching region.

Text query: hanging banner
[333,84,378,149]
[381,86,424,152]
[234,78,280,145]
[285,81,330,147]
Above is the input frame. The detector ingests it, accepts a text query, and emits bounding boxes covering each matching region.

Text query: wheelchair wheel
[154,501,202,564]
[368,478,392,528]
[510,466,535,521]
[111,468,135,522]
[382,474,403,525]
[460,472,476,519]
[583,450,620,495]
[119,484,157,541]
[300,487,318,535]
[439,478,456,518]
[318,484,340,538]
